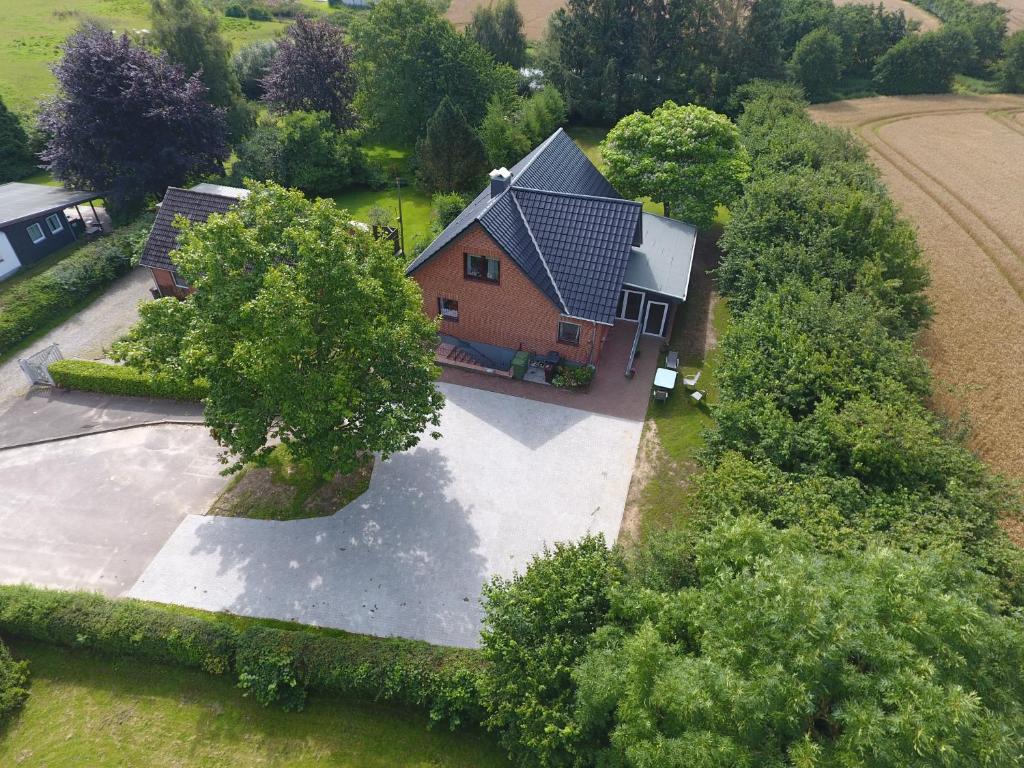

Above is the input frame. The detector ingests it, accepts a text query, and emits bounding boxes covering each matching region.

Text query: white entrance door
[617,289,644,321]
[0,232,21,281]
[643,301,669,336]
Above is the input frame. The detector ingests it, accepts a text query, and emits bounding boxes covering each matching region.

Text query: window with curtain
[438,297,459,321]
[558,321,581,345]
[464,253,499,283]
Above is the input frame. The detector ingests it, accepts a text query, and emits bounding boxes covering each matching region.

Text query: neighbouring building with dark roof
[140,184,248,298]
[0,182,105,281]
[407,128,698,372]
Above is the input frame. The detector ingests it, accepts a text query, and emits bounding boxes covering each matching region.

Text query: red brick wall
[411,223,609,365]
[151,268,191,300]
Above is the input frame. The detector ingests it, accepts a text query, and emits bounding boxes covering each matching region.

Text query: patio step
[449,347,484,366]
[434,342,513,378]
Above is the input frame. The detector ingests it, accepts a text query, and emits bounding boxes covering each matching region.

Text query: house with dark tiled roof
[140,183,248,298]
[407,128,698,373]
[0,182,106,282]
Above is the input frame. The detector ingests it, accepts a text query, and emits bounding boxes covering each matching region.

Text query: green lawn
[0,639,509,768]
[635,287,730,540]
[210,444,374,521]
[333,184,433,255]
[0,0,309,116]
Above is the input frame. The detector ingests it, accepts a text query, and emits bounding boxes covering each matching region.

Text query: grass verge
[621,231,730,545]
[0,638,508,768]
[635,298,728,540]
[333,184,432,255]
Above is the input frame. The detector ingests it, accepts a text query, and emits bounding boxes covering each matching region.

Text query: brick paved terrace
[438,320,664,422]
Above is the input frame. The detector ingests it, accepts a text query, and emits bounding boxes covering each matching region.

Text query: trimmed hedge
[0,585,485,728]
[235,625,485,725]
[0,215,153,356]
[49,359,207,401]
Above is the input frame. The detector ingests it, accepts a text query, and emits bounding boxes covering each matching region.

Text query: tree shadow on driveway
[132,447,489,647]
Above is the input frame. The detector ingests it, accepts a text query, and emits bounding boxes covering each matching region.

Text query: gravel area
[0,267,153,405]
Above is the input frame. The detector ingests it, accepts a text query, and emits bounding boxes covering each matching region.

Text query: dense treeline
[708,83,1023,600]
[22,0,1021,207]
[540,0,915,118]
[541,0,1019,119]
[478,83,1024,767]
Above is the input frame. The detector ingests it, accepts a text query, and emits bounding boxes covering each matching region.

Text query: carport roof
[623,213,698,301]
[0,182,102,228]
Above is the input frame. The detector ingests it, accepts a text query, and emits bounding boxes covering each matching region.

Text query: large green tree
[39,25,228,215]
[479,86,567,169]
[717,165,931,336]
[352,0,516,145]
[465,0,527,69]
[0,96,35,182]
[233,111,367,196]
[479,95,531,169]
[157,183,444,476]
[1001,29,1024,91]
[262,15,358,130]
[871,27,971,95]
[601,102,750,228]
[574,518,1024,768]
[415,97,489,193]
[151,0,253,138]
[480,536,617,768]
[788,27,843,100]
[519,86,567,144]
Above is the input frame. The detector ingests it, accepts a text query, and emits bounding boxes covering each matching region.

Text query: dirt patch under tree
[209,447,374,521]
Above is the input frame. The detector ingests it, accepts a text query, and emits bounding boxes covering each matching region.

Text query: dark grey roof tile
[407,128,636,324]
[140,187,239,272]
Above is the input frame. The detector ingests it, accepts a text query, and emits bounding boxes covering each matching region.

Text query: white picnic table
[654,367,677,390]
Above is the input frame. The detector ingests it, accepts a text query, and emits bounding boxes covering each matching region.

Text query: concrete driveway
[128,382,643,647]
[0,424,227,596]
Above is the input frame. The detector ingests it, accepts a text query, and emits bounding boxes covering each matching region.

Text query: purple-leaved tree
[262,16,358,130]
[39,25,228,214]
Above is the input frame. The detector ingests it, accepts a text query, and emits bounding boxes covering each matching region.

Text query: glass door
[643,301,668,336]
[617,289,644,321]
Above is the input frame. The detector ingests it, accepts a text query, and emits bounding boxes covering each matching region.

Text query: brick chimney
[489,167,512,198]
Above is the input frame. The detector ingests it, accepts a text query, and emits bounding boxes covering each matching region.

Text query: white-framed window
[558,320,581,346]
[26,223,45,244]
[617,289,644,321]
[173,271,190,290]
[438,297,459,321]
[45,213,64,235]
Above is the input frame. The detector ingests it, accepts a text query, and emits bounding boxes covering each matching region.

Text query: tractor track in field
[857,107,1024,304]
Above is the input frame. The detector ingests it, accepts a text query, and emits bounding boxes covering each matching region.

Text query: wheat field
[811,94,1024,480]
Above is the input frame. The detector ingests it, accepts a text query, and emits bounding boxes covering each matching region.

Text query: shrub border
[48,359,206,402]
[0,585,485,728]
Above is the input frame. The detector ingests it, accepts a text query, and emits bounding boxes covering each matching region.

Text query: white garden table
[654,367,677,390]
